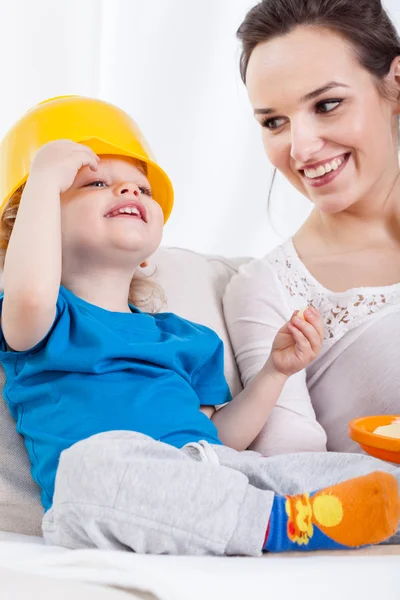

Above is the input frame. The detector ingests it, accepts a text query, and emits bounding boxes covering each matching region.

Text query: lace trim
[267,242,400,344]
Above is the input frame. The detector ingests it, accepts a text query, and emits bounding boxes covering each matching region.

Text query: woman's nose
[290,121,325,165]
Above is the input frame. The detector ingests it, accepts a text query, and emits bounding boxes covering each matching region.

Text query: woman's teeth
[304,155,346,179]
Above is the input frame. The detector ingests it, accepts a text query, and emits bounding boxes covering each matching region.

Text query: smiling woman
[223,0,400,455]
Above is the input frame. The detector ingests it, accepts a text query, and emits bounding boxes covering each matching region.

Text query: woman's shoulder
[225,239,295,292]
[264,238,298,266]
[223,240,299,321]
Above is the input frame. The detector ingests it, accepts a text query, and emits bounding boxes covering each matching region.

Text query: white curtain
[1,0,399,257]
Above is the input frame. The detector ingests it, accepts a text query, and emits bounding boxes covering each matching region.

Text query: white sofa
[0,247,399,600]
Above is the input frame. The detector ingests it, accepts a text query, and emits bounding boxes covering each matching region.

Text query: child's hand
[269,307,324,377]
[29,140,100,194]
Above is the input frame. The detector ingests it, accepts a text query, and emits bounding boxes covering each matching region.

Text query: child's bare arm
[2,140,99,351]
[211,307,324,451]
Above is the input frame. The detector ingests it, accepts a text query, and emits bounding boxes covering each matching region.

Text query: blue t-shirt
[0,286,231,510]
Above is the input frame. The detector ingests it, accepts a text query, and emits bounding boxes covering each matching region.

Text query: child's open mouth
[104,202,147,222]
[301,153,351,188]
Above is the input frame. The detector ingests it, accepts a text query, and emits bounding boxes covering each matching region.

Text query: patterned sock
[264,471,400,552]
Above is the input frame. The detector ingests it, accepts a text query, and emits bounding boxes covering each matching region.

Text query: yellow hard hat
[0,95,174,222]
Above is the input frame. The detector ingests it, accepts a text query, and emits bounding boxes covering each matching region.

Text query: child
[0,96,398,555]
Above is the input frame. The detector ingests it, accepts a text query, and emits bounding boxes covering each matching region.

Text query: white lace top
[268,239,400,344]
[223,239,400,455]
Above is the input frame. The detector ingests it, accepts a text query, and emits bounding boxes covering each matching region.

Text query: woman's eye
[316,99,342,114]
[139,186,152,197]
[262,116,287,131]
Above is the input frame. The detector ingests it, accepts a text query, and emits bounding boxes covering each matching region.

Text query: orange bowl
[349,415,400,463]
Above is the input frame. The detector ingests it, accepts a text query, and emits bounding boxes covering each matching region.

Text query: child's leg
[212,445,400,551]
[43,433,400,555]
[212,444,400,495]
[42,431,272,556]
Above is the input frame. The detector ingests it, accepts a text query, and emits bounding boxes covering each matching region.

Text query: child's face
[60,155,164,266]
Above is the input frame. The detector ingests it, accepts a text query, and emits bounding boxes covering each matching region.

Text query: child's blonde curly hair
[0,179,165,313]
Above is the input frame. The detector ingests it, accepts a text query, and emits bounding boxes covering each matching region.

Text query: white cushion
[0,567,140,600]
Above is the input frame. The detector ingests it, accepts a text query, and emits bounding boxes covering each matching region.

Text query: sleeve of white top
[223,256,327,455]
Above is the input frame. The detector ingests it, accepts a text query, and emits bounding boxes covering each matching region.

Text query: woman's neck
[296,169,400,256]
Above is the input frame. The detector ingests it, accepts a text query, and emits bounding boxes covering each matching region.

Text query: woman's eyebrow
[254,81,350,116]
[300,81,349,103]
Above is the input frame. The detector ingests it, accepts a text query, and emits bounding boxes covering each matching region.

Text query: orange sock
[265,471,400,552]
[310,471,400,547]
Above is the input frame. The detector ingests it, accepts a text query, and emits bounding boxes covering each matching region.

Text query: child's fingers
[72,145,100,169]
[303,307,324,341]
[75,149,100,172]
[83,149,100,170]
[291,315,321,354]
[287,322,311,353]
[88,160,99,172]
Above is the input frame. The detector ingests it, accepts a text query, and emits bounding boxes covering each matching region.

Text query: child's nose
[115,182,140,197]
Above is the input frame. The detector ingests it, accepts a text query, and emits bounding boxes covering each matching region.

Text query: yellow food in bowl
[374,423,400,439]
[349,415,400,463]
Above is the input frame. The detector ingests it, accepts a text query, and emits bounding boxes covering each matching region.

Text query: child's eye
[86,180,107,188]
[261,116,287,131]
[315,99,342,114]
[139,186,152,197]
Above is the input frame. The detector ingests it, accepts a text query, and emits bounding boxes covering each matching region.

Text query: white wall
[0,0,399,257]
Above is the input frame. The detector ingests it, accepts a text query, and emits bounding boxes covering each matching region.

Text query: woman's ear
[387,56,400,111]
[140,260,149,268]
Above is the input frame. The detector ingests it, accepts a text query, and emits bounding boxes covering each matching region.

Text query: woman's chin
[311,193,357,215]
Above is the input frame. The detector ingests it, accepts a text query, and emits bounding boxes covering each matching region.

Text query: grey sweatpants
[42,431,400,556]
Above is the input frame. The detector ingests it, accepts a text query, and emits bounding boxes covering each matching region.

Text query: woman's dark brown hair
[237,0,400,212]
[238,0,400,92]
